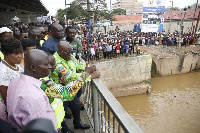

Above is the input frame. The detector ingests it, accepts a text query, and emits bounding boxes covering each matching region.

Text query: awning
[0,0,49,15]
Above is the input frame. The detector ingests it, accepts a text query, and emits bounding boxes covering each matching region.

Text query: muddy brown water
[117,72,200,133]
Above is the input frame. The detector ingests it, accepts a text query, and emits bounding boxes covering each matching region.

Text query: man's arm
[70,56,85,72]
[40,76,85,102]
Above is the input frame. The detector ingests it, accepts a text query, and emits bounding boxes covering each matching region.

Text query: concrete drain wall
[96,55,152,97]
[153,53,200,76]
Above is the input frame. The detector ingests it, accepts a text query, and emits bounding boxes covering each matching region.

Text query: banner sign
[37,16,48,22]
[142,0,166,32]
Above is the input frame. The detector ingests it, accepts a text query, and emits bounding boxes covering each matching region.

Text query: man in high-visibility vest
[40,53,90,133]
[51,41,100,129]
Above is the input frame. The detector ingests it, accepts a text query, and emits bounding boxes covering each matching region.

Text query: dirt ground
[140,45,200,58]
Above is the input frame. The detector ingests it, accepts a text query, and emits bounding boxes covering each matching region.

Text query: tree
[67,0,87,20]
[56,9,66,21]
[56,0,87,22]
[112,8,126,15]
[89,0,108,23]
[96,10,110,20]
[56,0,109,23]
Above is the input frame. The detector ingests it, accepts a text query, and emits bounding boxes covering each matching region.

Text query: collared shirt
[52,52,89,85]
[41,37,59,54]
[52,53,85,83]
[7,74,57,132]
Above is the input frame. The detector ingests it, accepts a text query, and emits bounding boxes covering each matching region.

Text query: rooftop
[113,15,142,25]
[165,9,200,21]
[0,0,48,15]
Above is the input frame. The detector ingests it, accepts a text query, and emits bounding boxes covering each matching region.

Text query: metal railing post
[92,81,100,132]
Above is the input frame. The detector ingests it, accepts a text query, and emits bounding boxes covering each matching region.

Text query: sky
[40,0,199,16]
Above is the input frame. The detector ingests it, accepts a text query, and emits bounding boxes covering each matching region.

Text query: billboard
[142,0,166,32]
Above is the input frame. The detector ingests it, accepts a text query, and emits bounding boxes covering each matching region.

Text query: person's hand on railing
[91,70,101,79]
[85,62,96,75]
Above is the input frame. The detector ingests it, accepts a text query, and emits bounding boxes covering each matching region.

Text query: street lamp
[168,0,173,33]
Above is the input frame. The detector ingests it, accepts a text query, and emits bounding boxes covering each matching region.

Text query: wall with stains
[95,54,152,97]
[153,53,200,76]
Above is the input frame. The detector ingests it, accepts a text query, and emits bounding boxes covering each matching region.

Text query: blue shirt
[41,37,59,54]
[125,44,129,51]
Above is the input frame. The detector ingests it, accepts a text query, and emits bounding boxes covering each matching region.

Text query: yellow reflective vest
[0,51,4,60]
[51,98,65,130]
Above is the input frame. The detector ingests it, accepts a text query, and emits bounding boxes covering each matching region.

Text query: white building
[112,0,143,15]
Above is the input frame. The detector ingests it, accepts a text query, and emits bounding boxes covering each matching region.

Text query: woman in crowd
[0,38,23,105]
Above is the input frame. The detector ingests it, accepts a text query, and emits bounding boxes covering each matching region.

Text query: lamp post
[65,0,68,26]
[168,0,173,34]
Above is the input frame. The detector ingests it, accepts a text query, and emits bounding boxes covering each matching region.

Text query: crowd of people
[74,28,200,62]
[0,21,199,133]
[0,22,100,133]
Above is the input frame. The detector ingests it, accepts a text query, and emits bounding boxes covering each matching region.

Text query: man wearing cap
[0,27,13,61]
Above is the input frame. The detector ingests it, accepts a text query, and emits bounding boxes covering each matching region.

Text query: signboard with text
[142,0,166,32]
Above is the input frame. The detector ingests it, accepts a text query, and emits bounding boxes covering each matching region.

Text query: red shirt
[116,43,120,50]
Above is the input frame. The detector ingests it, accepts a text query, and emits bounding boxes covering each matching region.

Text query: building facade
[112,0,143,15]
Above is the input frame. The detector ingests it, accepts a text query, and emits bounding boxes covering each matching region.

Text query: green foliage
[112,8,126,15]
[97,10,110,19]
[67,0,87,20]
[56,0,109,23]
[57,9,66,21]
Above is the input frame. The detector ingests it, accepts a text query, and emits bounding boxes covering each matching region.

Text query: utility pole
[168,0,173,34]
[192,11,200,45]
[191,0,198,33]
[87,0,92,44]
[178,9,187,50]
[65,0,68,26]
[110,0,112,26]
[178,12,183,51]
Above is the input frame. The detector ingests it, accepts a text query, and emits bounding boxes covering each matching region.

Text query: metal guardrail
[82,78,144,133]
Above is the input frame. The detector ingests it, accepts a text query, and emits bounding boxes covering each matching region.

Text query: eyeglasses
[61,50,73,55]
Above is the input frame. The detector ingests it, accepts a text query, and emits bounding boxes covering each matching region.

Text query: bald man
[41,23,64,54]
[6,49,57,132]
[51,41,100,129]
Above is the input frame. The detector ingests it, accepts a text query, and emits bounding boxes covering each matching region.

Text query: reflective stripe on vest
[0,52,4,60]
[51,98,65,129]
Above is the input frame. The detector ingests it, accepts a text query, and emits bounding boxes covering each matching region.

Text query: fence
[82,78,144,133]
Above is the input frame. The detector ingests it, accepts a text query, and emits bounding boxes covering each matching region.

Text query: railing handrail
[91,78,144,133]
